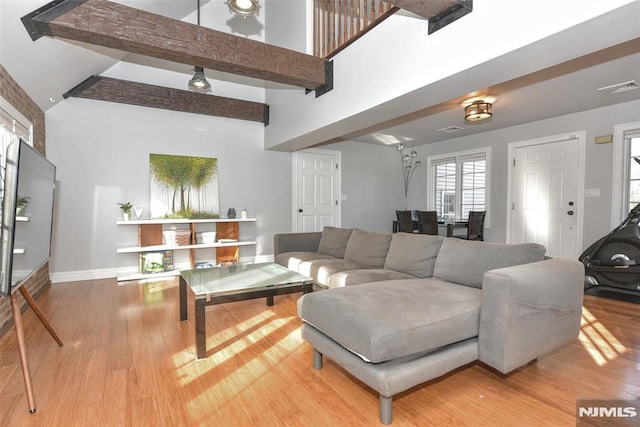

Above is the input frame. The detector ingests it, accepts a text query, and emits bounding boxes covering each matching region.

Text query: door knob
[298,209,303,213]
[567,210,574,215]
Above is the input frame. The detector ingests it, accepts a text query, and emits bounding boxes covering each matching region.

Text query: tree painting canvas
[149,153,220,218]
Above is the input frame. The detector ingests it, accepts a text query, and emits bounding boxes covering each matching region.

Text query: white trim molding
[612,121,640,228]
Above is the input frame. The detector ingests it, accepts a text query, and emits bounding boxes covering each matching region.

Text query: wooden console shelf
[116,218,256,281]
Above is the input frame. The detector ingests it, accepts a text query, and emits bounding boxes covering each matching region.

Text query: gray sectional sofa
[274,227,585,424]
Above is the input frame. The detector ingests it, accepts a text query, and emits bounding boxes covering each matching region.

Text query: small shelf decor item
[227,208,236,219]
[139,251,173,274]
[134,206,144,219]
[16,196,30,216]
[118,202,133,221]
[163,228,192,246]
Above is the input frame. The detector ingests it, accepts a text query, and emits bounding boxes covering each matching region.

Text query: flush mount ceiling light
[225,0,261,17]
[188,66,211,92]
[464,100,492,122]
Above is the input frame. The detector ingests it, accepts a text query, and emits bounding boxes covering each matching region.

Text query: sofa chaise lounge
[274,227,584,424]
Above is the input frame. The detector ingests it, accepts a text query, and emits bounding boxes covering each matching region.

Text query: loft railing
[314,0,398,58]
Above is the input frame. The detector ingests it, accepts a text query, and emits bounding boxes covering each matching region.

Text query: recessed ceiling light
[49,97,56,103]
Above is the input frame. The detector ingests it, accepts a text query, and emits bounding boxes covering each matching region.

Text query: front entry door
[294,149,340,232]
[509,135,583,259]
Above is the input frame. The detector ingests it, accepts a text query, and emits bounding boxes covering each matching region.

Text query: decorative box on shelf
[163,229,191,246]
[196,231,217,245]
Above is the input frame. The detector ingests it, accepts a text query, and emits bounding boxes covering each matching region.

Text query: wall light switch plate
[585,188,600,197]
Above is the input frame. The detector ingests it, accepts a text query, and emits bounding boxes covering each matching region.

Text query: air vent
[597,80,639,95]
[437,126,464,133]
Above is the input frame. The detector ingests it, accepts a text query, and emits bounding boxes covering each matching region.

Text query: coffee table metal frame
[179,262,313,359]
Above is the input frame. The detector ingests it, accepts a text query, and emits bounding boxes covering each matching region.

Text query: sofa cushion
[343,229,392,268]
[433,238,546,288]
[298,278,481,363]
[298,258,372,287]
[384,233,444,278]
[275,251,335,271]
[328,269,417,288]
[318,227,353,258]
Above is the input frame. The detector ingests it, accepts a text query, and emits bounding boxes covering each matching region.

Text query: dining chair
[417,211,439,235]
[395,210,414,233]
[466,211,486,241]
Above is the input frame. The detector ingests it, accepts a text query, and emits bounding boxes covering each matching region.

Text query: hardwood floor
[0,278,639,426]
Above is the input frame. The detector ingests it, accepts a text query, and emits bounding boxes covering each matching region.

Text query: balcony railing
[314,0,398,58]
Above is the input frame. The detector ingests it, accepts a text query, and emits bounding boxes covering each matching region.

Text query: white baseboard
[49,267,122,283]
[50,254,276,284]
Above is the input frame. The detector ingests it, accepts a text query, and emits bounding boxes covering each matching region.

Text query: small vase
[134,206,144,219]
[227,208,236,219]
[241,209,248,219]
[123,213,131,221]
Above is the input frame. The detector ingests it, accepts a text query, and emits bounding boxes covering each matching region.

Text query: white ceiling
[1,0,640,148]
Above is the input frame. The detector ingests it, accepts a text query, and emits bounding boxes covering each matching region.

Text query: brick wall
[0,64,50,336]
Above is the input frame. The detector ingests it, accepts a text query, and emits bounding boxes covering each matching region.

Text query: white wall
[329,141,405,232]
[45,94,292,282]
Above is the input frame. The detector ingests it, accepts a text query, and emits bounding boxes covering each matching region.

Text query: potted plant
[16,196,30,216]
[118,202,133,221]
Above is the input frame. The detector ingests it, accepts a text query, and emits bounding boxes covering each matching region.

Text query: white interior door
[509,135,583,259]
[293,149,340,232]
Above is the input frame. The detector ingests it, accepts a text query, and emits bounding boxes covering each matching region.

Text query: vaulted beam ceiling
[64,76,269,124]
[22,0,331,91]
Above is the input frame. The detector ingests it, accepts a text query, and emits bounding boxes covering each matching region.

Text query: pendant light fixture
[225,0,261,17]
[188,66,211,92]
[188,0,211,93]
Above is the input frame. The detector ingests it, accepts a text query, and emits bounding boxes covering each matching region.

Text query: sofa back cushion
[344,229,392,268]
[384,233,444,278]
[433,238,546,288]
[318,227,353,258]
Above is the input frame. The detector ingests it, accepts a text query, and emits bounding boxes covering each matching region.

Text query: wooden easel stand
[10,285,63,413]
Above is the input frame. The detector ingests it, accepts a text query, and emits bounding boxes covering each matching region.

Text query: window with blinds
[431,151,487,221]
[0,104,32,171]
[626,129,640,213]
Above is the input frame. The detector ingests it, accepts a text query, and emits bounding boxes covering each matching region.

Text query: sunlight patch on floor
[185,318,304,420]
[173,310,274,380]
[174,311,288,385]
[579,307,627,366]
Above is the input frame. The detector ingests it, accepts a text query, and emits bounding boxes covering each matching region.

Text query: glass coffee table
[179,262,313,359]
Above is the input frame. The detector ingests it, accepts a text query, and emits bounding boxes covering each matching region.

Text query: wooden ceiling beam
[388,0,473,34]
[22,0,330,91]
[63,76,269,124]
